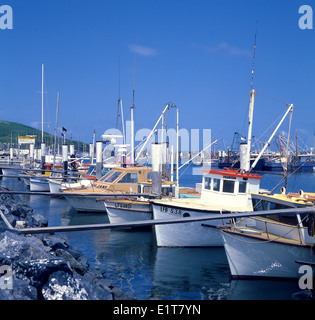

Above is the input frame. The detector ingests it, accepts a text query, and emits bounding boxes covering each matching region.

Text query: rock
[0,232,49,262]
[15,258,72,291]
[55,249,88,276]
[0,184,135,300]
[31,214,48,227]
[0,278,37,300]
[42,234,70,250]
[42,271,89,300]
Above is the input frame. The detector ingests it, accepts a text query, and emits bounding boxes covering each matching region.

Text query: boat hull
[220,230,315,279]
[105,201,152,224]
[64,195,107,213]
[30,178,50,192]
[2,167,21,177]
[49,180,63,194]
[152,203,227,247]
[49,179,94,194]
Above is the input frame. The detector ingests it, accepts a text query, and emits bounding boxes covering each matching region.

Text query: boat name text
[223,176,236,180]
[114,202,132,209]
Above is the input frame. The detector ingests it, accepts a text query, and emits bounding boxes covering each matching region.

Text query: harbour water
[1,167,314,300]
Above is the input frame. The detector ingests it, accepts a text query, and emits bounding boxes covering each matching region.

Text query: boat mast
[175,108,179,198]
[245,90,255,172]
[41,63,44,144]
[245,24,258,172]
[53,91,60,171]
[130,51,136,165]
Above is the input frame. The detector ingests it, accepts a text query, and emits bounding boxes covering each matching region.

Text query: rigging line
[254,109,289,149]
[255,91,290,106]
[250,21,258,91]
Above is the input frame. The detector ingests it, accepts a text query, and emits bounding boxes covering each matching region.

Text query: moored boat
[151,167,262,247]
[63,165,156,213]
[219,191,315,279]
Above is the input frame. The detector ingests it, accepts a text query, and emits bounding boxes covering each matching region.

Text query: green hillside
[0,120,88,151]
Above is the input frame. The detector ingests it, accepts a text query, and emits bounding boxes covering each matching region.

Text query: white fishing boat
[30,176,53,192]
[152,167,262,247]
[105,197,153,224]
[219,191,315,279]
[1,166,23,177]
[48,178,94,194]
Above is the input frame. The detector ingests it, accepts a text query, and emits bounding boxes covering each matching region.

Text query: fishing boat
[219,190,315,279]
[63,165,157,213]
[151,81,295,247]
[48,163,114,194]
[151,167,262,247]
[104,186,199,224]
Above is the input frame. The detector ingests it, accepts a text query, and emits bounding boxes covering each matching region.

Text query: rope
[255,91,290,106]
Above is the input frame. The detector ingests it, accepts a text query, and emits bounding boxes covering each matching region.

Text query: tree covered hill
[0,120,88,151]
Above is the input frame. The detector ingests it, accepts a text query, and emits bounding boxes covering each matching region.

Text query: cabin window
[213,178,220,192]
[252,198,299,225]
[223,180,235,193]
[204,177,211,190]
[117,172,138,183]
[99,170,115,182]
[103,171,121,183]
[238,181,247,193]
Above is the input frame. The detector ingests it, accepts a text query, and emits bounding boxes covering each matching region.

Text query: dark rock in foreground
[0,185,134,300]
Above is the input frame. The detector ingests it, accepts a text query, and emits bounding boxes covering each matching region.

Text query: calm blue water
[1,166,314,300]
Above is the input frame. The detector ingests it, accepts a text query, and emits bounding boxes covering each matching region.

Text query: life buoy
[69,160,79,170]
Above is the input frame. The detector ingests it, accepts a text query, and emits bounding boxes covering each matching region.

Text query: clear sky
[0,0,314,152]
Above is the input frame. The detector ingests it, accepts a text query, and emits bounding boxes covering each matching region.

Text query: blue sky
[0,0,314,152]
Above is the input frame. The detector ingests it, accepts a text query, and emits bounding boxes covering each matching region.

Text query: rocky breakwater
[0,185,134,300]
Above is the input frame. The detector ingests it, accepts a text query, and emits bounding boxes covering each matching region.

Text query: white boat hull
[152,203,227,247]
[64,195,107,213]
[30,178,50,192]
[221,230,315,279]
[49,179,94,194]
[2,168,21,177]
[106,201,152,224]
[48,180,63,194]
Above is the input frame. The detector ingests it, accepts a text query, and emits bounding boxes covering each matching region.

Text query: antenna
[250,21,258,91]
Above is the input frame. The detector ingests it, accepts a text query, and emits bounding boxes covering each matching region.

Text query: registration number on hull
[160,206,182,215]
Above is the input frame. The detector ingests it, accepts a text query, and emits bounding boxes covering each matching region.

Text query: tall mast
[53,91,60,171]
[245,24,258,172]
[41,63,44,143]
[245,90,255,172]
[130,51,136,165]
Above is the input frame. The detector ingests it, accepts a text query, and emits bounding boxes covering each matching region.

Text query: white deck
[153,197,252,213]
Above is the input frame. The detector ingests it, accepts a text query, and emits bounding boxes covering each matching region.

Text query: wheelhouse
[92,166,152,193]
[200,168,262,209]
